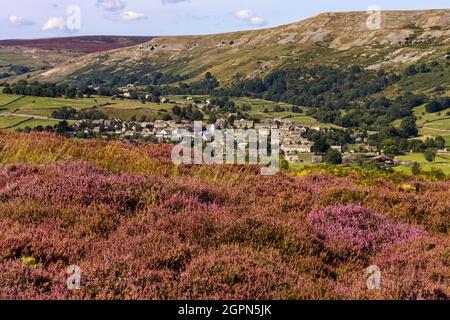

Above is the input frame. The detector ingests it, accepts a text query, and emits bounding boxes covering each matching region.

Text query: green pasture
[395,152,450,175]
[0,116,31,129]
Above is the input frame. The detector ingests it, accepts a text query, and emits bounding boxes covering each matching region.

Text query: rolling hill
[31,10,450,85]
[0,36,154,80]
[0,36,155,54]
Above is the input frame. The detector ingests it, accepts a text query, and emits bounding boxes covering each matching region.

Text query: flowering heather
[307,205,426,257]
[0,133,448,300]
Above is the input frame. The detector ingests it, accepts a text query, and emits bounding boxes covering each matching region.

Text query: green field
[13,119,61,129]
[0,116,32,129]
[0,92,177,126]
[395,152,450,175]
[0,94,24,107]
[393,104,450,147]
[394,64,450,94]
[0,91,336,129]
[0,49,42,68]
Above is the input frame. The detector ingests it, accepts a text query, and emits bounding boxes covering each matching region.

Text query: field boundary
[1,117,33,129]
[0,95,25,108]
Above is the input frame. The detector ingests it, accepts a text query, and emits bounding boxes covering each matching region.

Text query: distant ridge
[5,9,449,84]
[0,36,155,54]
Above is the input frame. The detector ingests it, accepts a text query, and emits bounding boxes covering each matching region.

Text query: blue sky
[1,0,449,39]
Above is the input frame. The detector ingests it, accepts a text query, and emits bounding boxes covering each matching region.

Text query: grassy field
[0,116,31,129]
[0,48,43,68]
[0,92,177,126]
[395,152,450,175]
[393,104,450,147]
[0,94,24,107]
[0,91,337,129]
[394,64,450,94]
[423,118,450,130]
[13,119,61,129]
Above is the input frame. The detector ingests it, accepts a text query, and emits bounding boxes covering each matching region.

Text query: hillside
[33,10,450,84]
[0,36,155,54]
[0,36,154,80]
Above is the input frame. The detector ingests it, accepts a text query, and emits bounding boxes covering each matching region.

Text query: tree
[312,136,330,154]
[435,85,445,93]
[435,136,446,149]
[65,87,77,99]
[2,87,12,94]
[425,100,442,113]
[424,149,437,163]
[172,105,182,116]
[52,107,77,120]
[273,105,283,112]
[291,105,302,113]
[205,72,213,80]
[404,65,417,76]
[324,149,342,165]
[209,112,217,125]
[191,109,204,121]
[55,120,70,134]
[400,116,418,137]
[411,162,421,175]
[280,159,289,171]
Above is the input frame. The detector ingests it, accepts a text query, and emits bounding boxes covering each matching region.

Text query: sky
[1,0,449,39]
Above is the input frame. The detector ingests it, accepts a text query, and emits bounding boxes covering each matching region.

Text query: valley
[0,7,449,302]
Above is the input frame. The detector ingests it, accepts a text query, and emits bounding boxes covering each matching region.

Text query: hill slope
[0,36,155,54]
[0,36,154,80]
[34,10,450,84]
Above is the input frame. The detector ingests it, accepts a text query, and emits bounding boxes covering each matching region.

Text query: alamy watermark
[66,265,81,290]
[366,265,381,290]
[66,5,82,32]
[171,122,280,175]
[366,5,382,30]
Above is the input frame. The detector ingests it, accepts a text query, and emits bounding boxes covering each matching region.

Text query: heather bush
[178,245,298,300]
[307,205,426,257]
[0,133,448,300]
[371,236,449,300]
[0,161,148,213]
[0,260,71,300]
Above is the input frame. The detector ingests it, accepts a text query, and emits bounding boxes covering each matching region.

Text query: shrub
[307,205,425,256]
[0,133,448,300]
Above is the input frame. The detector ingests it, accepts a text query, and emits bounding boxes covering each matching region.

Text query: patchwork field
[0,94,24,107]
[0,115,31,129]
[0,92,334,128]
[395,152,450,175]
[393,104,450,147]
[0,48,43,68]
[0,92,180,127]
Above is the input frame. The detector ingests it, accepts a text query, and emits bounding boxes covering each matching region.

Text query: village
[63,115,400,167]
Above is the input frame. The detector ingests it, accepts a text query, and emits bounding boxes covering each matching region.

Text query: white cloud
[120,11,147,21]
[42,17,65,31]
[235,10,252,20]
[249,16,265,26]
[9,15,34,27]
[235,9,266,27]
[97,0,126,11]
